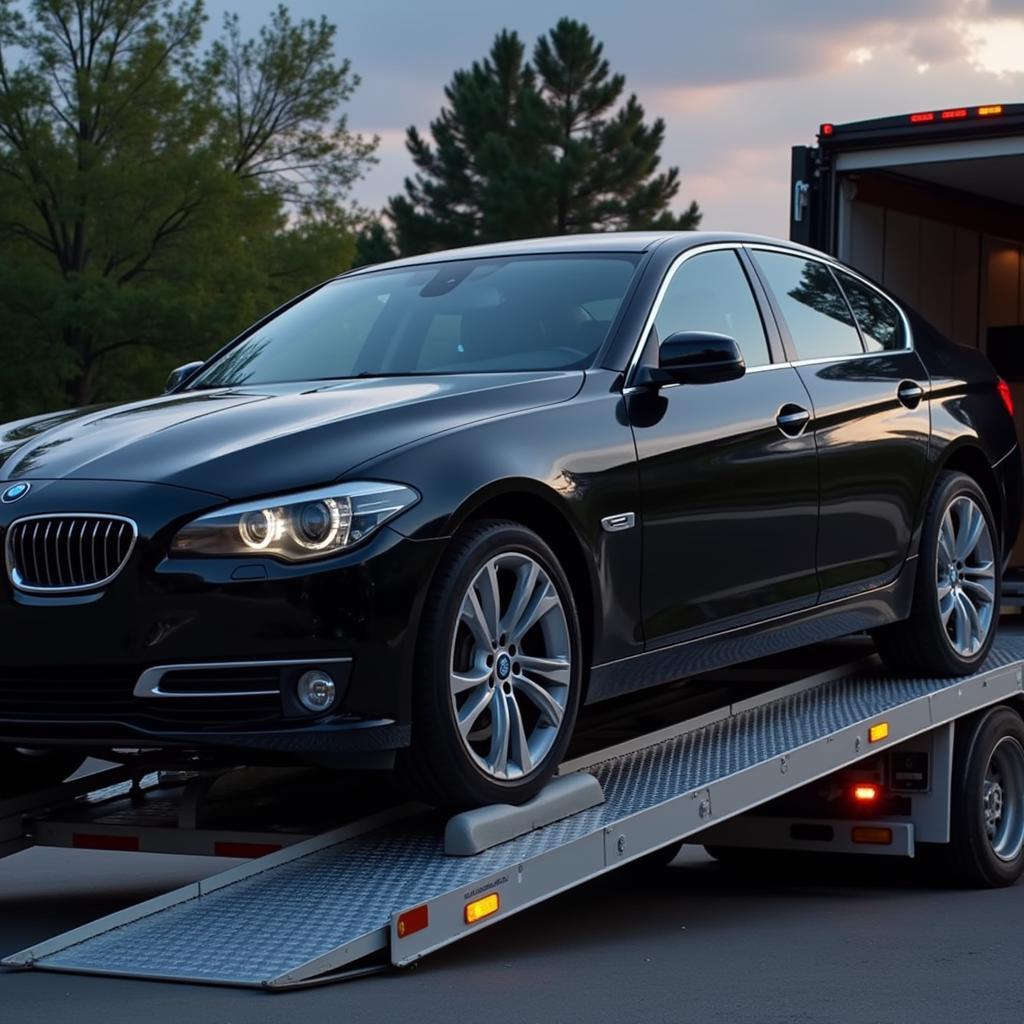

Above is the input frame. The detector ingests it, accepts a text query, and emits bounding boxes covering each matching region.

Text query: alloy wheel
[449,551,572,782]
[936,494,996,658]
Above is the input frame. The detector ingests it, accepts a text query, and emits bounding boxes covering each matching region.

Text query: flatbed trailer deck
[3,635,1024,989]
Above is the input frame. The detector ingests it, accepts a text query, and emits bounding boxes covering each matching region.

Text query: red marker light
[998,378,1014,417]
[821,123,834,136]
[397,905,429,938]
[940,107,968,120]
[72,832,140,852]
[910,111,935,123]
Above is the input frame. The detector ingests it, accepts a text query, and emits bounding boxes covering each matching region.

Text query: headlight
[170,482,419,562]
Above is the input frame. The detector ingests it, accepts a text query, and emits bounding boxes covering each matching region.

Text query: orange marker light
[978,104,1003,116]
[465,892,500,925]
[869,722,890,743]
[397,905,429,938]
[852,826,893,845]
[853,784,879,803]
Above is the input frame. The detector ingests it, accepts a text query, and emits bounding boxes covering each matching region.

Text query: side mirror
[636,331,746,388]
[165,361,205,394]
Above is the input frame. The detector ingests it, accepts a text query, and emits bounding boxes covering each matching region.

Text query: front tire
[408,520,583,809]
[874,471,999,677]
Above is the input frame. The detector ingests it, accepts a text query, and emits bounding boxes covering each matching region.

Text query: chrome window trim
[134,657,353,699]
[622,241,916,394]
[743,243,915,360]
[5,512,138,595]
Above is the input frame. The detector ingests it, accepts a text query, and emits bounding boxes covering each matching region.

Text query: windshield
[191,253,641,387]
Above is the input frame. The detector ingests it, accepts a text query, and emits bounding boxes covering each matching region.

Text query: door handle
[776,404,811,437]
[897,381,925,408]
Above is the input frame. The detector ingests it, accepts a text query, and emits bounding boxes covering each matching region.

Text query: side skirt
[587,557,917,703]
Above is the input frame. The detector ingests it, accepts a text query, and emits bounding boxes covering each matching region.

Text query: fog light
[296,669,337,713]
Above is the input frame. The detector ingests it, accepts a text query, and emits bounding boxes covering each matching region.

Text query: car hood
[0,372,583,500]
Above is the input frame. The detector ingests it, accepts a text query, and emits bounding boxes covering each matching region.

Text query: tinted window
[836,271,905,352]
[653,250,771,367]
[753,251,864,361]
[192,254,640,386]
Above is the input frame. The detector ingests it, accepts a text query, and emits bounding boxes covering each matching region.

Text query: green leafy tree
[388,18,700,255]
[0,0,375,415]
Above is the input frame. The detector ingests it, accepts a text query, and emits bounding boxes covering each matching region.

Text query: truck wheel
[408,520,583,809]
[946,706,1024,888]
[0,746,86,797]
[873,471,999,677]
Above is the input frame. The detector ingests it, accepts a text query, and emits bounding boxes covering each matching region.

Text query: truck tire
[945,705,1024,888]
[873,471,999,677]
[408,520,583,809]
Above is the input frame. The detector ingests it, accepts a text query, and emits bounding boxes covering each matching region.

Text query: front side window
[653,249,771,367]
[752,251,864,361]
[191,254,641,387]
[835,271,905,352]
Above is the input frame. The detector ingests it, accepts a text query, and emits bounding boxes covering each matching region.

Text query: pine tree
[388,18,700,255]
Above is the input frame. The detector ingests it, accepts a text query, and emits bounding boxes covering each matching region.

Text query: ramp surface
[7,638,1024,987]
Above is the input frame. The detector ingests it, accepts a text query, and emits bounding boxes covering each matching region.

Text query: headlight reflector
[170,482,418,562]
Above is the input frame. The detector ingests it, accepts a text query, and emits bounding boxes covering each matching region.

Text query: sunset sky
[213,0,1024,237]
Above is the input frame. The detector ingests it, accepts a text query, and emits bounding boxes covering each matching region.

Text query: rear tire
[407,520,583,809]
[873,471,999,677]
[0,746,86,797]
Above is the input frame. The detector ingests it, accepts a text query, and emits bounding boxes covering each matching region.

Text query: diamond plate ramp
[7,637,1024,988]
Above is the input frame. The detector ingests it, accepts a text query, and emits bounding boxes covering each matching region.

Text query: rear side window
[653,249,771,367]
[752,251,864,361]
[835,271,905,352]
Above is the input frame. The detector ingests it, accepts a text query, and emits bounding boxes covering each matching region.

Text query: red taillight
[998,378,1014,417]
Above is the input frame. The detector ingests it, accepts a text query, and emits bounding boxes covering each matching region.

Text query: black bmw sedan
[0,232,1020,807]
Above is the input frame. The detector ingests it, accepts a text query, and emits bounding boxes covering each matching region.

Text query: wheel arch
[446,481,600,688]
[936,443,1003,542]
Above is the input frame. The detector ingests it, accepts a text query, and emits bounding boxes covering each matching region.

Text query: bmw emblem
[1,482,30,503]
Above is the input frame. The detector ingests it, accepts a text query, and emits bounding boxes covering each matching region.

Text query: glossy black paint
[0,231,1019,766]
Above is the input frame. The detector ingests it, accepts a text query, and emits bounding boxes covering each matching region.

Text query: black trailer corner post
[790,143,825,251]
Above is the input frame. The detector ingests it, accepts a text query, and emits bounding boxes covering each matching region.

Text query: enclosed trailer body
[791,102,1024,578]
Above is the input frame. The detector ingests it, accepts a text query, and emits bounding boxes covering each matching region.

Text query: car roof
[343,231,827,276]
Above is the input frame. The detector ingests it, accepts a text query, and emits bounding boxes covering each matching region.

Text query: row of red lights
[821,104,1003,137]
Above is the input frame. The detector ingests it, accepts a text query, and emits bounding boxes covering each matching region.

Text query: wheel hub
[984,778,1004,838]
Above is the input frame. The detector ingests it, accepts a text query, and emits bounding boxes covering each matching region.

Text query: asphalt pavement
[2,838,1022,1024]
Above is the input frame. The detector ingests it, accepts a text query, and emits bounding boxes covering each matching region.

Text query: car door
[748,248,930,602]
[627,246,820,648]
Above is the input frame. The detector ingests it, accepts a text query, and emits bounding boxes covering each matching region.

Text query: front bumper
[0,480,446,759]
